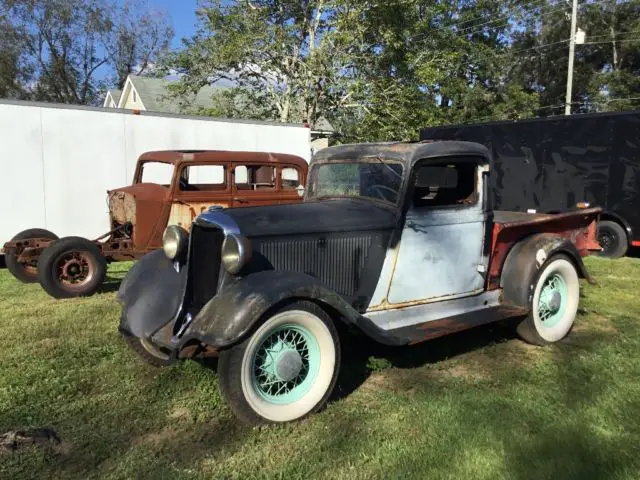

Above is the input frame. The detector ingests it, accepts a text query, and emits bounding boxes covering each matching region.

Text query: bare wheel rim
[140,338,171,361]
[54,251,95,291]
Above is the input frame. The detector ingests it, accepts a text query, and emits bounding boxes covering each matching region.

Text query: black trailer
[420,110,640,258]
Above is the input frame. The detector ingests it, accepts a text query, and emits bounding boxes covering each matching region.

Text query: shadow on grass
[330,319,520,402]
[97,273,128,294]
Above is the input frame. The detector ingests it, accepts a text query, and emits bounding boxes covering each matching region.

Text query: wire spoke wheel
[520,255,580,345]
[537,273,567,328]
[251,324,320,404]
[220,302,340,425]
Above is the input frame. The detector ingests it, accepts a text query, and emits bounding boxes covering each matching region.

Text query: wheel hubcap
[538,273,568,328]
[56,252,94,288]
[252,324,320,404]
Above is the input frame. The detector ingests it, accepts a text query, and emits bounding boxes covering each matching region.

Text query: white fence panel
[0,101,311,249]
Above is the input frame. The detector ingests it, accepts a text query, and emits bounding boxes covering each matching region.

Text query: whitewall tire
[218,301,341,425]
[516,254,580,346]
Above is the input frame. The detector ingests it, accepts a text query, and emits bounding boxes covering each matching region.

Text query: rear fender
[500,233,593,308]
[177,270,404,349]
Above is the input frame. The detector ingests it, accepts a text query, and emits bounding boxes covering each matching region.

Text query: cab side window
[412,162,477,208]
[179,164,227,191]
[281,167,301,190]
[235,165,276,191]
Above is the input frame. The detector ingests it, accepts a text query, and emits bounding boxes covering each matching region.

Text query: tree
[168,0,353,124]
[509,0,640,115]
[0,15,29,99]
[1,0,173,105]
[104,0,174,89]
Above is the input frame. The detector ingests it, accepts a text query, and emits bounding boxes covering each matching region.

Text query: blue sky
[148,0,200,47]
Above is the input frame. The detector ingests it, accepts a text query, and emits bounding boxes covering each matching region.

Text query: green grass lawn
[1,257,640,479]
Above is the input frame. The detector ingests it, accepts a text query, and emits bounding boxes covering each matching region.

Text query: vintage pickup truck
[117,140,601,425]
[3,150,307,299]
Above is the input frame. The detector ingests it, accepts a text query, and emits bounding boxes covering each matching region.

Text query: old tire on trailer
[597,220,628,259]
[5,228,59,283]
[516,254,580,346]
[218,300,341,425]
[37,237,107,299]
[120,331,177,367]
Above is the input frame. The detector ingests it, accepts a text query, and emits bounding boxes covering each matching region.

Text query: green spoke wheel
[251,324,320,404]
[517,254,580,346]
[218,301,340,425]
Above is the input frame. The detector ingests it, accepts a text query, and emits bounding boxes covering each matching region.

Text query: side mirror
[296,184,305,197]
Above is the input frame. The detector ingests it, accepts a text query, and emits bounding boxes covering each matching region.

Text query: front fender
[500,233,594,308]
[177,270,406,349]
[117,249,187,339]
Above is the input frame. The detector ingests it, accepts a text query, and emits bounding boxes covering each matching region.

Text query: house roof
[109,89,122,105]
[312,116,334,133]
[127,75,224,113]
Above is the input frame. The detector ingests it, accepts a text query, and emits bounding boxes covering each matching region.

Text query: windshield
[307,160,404,205]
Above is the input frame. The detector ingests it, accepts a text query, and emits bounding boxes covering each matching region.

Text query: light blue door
[385,163,488,305]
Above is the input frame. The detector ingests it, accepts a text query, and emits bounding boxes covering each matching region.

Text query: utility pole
[565,0,579,115]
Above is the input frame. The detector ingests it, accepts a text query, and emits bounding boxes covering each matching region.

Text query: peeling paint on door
[169,202,230,229]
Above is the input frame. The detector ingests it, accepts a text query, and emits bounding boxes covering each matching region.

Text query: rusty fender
[177,270,406,350]
[500,233,593,309]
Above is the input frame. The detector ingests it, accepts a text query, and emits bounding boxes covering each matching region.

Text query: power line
[500,38,570,57]
[411,1,570,42]
[429,0,548,33]
[459,2,570,36]
[581,39,640,45]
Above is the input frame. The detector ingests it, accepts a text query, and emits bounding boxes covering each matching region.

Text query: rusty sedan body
[117,140,602,425]
[3,150,308,299]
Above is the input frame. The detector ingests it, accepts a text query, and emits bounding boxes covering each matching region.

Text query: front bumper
[117,249,188,347]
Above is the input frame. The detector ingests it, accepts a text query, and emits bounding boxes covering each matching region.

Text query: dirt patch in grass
[133,426,183,447]
[574,313,617,334]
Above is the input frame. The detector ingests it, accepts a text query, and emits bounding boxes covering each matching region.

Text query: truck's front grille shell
[187,224,224,310]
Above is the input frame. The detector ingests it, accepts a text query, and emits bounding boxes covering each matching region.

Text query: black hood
[224,199,398,237]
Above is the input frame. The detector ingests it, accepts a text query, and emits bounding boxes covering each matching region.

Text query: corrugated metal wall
[0,101,311,246]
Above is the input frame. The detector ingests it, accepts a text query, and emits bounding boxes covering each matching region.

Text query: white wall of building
[0,101,311,248]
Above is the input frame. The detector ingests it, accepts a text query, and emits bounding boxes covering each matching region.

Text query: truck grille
[188,224,224,310]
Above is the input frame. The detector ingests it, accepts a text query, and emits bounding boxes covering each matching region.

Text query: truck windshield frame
[306,159,404,206]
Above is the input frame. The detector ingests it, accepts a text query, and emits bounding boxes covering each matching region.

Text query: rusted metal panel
[487,208,602,289]
[108,191,136,225]
[168,201,230,229]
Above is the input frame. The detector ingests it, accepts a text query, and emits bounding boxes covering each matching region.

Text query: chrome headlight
[221,233,252,274]
[163,225,188,260]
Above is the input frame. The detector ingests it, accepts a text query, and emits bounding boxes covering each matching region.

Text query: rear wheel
[597,220,628,259]
[516,254,580,346]
[37,237,107,299]
[5,228,58,283]
[218,301,340,425]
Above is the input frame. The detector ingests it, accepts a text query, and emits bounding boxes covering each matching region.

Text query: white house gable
[118,77,146,110]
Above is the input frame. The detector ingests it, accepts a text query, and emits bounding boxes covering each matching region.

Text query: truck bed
[486,207,602,289]
[493,208,601,229]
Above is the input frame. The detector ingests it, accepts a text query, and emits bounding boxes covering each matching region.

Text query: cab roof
[137,150,308,169]
[312,140,491,167]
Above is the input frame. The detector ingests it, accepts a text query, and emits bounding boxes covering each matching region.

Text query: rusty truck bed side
[487,207,602,289]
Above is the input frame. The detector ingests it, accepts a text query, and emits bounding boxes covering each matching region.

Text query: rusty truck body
[3,150,308,299]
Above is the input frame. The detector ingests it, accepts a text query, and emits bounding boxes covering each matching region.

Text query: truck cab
[118,140,601,425]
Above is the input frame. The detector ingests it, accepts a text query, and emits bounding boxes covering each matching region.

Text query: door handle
[233,198,248,203]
